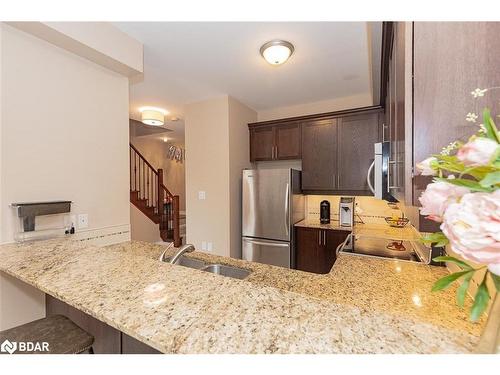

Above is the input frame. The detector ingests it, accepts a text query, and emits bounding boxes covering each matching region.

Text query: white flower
[479,124,487,134]
[416,157,438,176]
[440,141,459,156]
[471,88,488,98]
[466,112,478,122]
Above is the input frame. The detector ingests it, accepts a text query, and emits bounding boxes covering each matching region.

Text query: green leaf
[436,177,494,192]
[483,108,500,143]
[432,256,473,270]
[432,270,472,292]
[464,165,499,181]
[422,232,450,247]
[470,275,490,322]
[490,272,500,293]
[457,272,474,307]
[479,171,500,187]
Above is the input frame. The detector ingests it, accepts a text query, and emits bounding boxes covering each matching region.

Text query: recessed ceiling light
[260,40,294,66]
[139,107,168,126]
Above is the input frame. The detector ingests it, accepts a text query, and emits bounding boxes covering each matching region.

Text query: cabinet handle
[323,231,326,246]
[337,175,340,188]
[318,230,321,246]
[333,174,336,188]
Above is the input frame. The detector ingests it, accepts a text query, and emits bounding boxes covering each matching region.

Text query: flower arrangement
[417,87,500,321]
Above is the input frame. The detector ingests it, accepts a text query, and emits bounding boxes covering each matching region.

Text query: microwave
[367,142,397,202]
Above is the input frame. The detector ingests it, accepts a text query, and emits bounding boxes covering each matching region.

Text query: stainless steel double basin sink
[163,256,251,280]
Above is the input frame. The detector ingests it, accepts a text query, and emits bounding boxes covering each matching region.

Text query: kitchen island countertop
[0,238,483,353]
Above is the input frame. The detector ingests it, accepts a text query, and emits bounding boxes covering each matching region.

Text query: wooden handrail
[159,183,174,198]
[130,143,159,176]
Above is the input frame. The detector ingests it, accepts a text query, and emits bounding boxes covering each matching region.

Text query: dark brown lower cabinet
[295,227,350,274]
[46,295,160,354]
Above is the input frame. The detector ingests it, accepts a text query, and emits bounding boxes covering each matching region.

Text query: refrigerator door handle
[242,238,290,247]
[285,183,290,237]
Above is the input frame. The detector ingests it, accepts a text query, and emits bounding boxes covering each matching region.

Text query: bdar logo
[1,339,17,354]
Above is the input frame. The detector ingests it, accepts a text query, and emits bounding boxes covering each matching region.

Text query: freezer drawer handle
[243,239,290,247]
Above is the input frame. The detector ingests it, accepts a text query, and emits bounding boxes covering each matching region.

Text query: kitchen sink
[163,256,207,270]
[201,264,251,280]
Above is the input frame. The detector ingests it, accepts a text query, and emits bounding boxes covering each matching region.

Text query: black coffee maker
[320,200,330,224]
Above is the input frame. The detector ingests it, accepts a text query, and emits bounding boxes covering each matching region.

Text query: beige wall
[257,93,373,122]
[228,96,257,258]
[130,203,161,243]
[185,96,256,257]
[185,96,230,257]
[0,25,131,329]
[0,25,130,244]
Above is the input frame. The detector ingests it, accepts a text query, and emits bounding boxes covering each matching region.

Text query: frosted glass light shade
[260,40,294,66]
[141,109,164,126]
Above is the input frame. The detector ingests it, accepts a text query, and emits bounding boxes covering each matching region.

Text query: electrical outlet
[78,214,88,229]
[201,241,207,251]
[198,191,206,200]
[207,242,213,252]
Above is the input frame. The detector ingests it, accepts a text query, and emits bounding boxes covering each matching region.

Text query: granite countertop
[294,219,422,240]
[0,238,483,353]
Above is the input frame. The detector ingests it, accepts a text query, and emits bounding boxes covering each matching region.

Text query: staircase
[129,143,182,247]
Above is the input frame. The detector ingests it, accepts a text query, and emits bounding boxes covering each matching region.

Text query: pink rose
[457,137,499,166]
[416,157,438,176]
[441,191,500,275]
[419,180,470,222]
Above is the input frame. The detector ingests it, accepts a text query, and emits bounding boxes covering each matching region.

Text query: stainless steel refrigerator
[242,169,304,268]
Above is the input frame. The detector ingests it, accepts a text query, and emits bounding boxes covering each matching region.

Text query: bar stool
[0,315,94,354]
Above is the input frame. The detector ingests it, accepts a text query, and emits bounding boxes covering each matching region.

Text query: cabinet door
[250,126,274,161]
[301,119,337,191]
[275,123,301,160]
[296,227,322,273]
[413,22,500,203]
[337,113,380,193]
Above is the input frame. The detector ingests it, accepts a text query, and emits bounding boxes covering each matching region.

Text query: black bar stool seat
[0,315,94,354]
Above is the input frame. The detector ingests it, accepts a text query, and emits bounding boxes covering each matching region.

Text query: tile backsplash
[305,195,405,225]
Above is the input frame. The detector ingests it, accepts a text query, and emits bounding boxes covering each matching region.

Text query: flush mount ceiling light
[260,40,294,66]
[139,107,168,126]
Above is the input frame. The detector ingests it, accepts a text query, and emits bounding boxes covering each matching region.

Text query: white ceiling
[115,22,377,143]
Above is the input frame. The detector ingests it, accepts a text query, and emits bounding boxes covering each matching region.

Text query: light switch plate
[78,214,88,229]
[207,242,213,252]
[198,191,206,200]
[201,241,207,251]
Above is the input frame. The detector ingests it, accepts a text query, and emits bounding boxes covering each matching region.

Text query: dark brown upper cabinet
[301,108,381,194]
[301,118,338,191]
[249,106,383,194]
[249,125,274,161]
[337,113,380,193]
[275,123,301,159]
[249,123,301,162]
